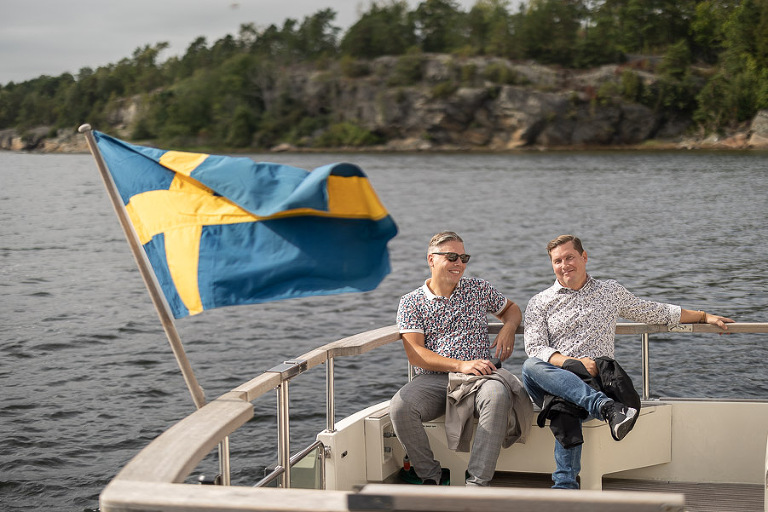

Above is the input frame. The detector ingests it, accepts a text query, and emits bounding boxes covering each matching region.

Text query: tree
[466,0,514,56]
[340,1,417,58]
[130,43,170,93]
[414,0,466,53]
[518,0,581,65]
[694,0,768,128]
[295,8,341,59]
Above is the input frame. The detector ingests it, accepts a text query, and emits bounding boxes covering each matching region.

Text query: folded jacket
[445,368,534,452]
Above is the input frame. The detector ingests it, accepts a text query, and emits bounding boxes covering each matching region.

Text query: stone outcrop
[269,56,675,151]
[749,110,768,147]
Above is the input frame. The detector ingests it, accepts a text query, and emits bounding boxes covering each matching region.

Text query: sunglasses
[432,252,471,263]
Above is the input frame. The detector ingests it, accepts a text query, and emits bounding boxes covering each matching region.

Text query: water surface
[1,150,766,511]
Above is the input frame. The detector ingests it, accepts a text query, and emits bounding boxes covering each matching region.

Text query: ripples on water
[1,150,766,511]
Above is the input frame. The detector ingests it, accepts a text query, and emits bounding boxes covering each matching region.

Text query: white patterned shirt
[397,277,508,375]
[524,276,681,362]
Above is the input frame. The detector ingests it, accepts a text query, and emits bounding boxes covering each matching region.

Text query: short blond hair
[428,231,463,251]
[546,234,584,255]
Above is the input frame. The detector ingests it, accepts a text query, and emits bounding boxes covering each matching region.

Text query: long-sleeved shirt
[524,276,681,362]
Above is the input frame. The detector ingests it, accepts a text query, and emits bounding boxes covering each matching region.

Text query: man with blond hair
[391,231,524,486]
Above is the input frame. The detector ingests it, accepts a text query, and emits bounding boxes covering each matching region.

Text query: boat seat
[421,401,672,490]
[362,401,672,490]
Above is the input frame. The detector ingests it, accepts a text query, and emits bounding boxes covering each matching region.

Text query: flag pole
[79,124,206,410]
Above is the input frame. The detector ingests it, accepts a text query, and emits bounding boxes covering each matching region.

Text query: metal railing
[240,322,768,488]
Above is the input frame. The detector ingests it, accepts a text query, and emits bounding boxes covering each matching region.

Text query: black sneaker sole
[611,407,637,441]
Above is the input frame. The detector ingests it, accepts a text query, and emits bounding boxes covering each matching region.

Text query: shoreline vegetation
[2,1,768,154]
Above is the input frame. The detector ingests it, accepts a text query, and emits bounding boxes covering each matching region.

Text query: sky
[0,0,485,85]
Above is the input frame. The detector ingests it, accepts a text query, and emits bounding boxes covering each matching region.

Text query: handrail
[100,322,768,511]
[254,440,325,488]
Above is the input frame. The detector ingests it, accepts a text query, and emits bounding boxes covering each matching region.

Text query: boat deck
[489,472,764,512]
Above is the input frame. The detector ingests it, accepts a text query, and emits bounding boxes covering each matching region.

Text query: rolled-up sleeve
[613,283,682,326]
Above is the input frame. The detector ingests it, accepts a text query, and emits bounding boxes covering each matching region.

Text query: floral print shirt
[524,276,681,362]
[397,277,508,375]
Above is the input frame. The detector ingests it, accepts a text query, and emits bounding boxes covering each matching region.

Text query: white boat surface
[98,322,768,512]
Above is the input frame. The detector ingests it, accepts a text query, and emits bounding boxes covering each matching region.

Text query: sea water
[1,150,766,511]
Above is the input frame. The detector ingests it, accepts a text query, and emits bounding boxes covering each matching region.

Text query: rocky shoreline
[2,112,767,154]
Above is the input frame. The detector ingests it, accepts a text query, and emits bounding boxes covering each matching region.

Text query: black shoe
[398,467,450,485]
[602,400,637,441]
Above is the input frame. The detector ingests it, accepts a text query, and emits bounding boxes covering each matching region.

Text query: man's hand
[704,313,735,330]
[490,333,515,361]
[457,359,498,376]
[550,353,598,376]
[576,357,598,376]
[491,300,522,361]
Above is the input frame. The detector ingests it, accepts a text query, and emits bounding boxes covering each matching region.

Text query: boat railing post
[641,333,651,400]
[218,437,231,486]
[319,438,327,490]
[266,359,306,489]
[326,356,335,432]
[277,380,291,488]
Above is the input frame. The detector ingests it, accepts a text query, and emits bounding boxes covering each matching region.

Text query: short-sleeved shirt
[397,277,508,375]
[524,276,681,362]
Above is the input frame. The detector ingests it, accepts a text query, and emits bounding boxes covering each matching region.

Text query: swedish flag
[93,131,398,318]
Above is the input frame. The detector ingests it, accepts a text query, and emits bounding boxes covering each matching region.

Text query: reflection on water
[1,150,766,511]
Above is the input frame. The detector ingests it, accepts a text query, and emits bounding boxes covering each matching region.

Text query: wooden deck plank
[488,472,764,512]
[353,483,685,512]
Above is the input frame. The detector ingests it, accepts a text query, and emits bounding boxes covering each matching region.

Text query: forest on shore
[1,0,766,150]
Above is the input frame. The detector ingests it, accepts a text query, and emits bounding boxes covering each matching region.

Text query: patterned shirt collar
[553,274,594,293]
[421,277,464,300]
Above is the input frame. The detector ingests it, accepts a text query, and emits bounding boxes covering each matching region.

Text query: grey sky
[0,0,482,85]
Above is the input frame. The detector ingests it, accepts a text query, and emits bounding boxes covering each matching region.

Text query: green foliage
[226,105,256,147]
[340,56,370,78]
[415,0,467,53]
[387,50,425,86]
[340,1,416,58]
[483,62,518,84]
[461,64,477,84]
[658,40,692,81]
[620,70,643,102]
[517,0,581,66]
[431,81,459,98]
[693,0,768,129]
[596,81,620,104]
[466,0,515,57]
[313,122,381,147]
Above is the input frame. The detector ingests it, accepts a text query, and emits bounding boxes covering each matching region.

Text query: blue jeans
[521,357,611,489]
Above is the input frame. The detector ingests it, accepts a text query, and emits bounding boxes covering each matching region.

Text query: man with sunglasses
[522,234,734,489]
[390,231,524,486]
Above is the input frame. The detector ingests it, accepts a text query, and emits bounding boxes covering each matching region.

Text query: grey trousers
[390,373,512,486]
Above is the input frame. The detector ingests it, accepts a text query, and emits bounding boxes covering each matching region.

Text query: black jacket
[536,357,640,448]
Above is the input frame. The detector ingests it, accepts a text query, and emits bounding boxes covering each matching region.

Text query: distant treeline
[1,0,766,148]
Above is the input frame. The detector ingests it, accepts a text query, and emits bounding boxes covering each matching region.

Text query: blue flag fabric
[93,131,398,318]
